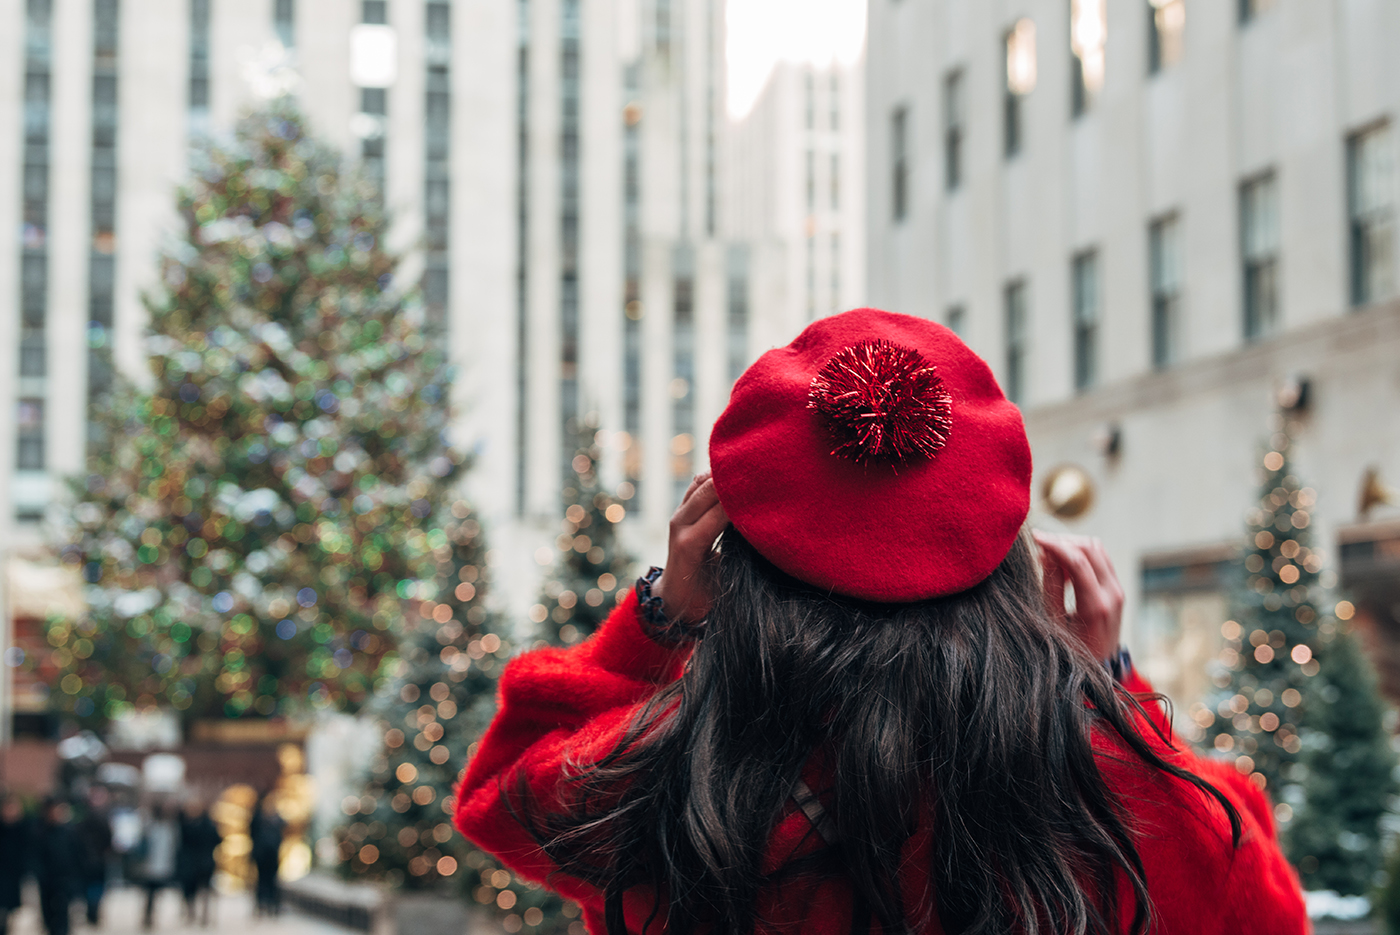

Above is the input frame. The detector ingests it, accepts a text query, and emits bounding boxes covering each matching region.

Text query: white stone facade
[866,0,1400,714]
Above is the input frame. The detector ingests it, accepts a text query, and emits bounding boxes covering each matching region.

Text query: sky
[726,0,868,119]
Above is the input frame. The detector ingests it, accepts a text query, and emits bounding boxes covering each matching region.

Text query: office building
[866,0,1400,720]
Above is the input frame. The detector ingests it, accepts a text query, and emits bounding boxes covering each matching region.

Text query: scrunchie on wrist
[1104,646,1132,685]
[634,566,705,646]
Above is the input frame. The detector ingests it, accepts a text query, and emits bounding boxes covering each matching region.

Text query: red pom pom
[807,340,953,464]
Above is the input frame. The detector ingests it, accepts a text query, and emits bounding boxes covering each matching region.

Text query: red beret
[709,308,1032,602]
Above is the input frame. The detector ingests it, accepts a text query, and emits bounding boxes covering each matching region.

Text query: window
[943,70,964,190]
[829,73,840,131]
[560,0,581,483]
[1240,173,1279,340]
[1004,19,1036,158]
[19,0,51,483]
[1149,214,1181,367]
[672,246,695,503]
[1147,0,1184,74]
[88,0,119,450]
[360,87,387,194]
[726,245,749,383]
[423,2,450,331]
[829,232,841,312]
[16,399,44,471]
[1139,550,1231,726]
[274,0,295,47]
[1070,0,1106,117]
[806,234,816,318]
[946,305,966,336]
[892,106,909,222]
[830,152,840,210]
[655,0,669,55]
[362,0,386,24]
[514,0,531,514]
[804,72,815,131]
[1072,250,1098,391]
[1348,123,1395,307]
[806,149,815,211]
[1238,0,1275,24]
[189,0,210,115]
[1004,281,1029,404]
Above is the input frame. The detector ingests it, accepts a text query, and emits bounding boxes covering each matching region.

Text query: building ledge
[1025,300,1400,429]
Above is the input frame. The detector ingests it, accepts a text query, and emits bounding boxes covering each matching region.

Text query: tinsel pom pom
[807,340,953,464]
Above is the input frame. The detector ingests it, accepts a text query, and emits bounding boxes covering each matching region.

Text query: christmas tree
[1201,419,1397,895]
[334,498,583,933]
[530,427,637,645]
[1202,426,1324,799]
[1286,624,1395,895]
[331,497,498,887]
[45,103,457,724]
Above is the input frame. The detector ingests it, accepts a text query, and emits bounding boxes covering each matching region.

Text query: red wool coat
[455,590,1309,934]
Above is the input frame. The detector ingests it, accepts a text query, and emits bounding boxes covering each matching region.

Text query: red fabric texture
[709,308,1032,602]
[455,594,1309,935]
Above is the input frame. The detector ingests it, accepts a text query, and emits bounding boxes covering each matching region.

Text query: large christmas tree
[45,104,456,723]
[530,428,637,645]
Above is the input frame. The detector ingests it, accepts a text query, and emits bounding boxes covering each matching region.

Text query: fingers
[690,501,729,553]
[1035,533,1108,625]
[1083,539,1125,609]
[1036,540,1067,623]
[677,472,710,511]
[671,475,718,528]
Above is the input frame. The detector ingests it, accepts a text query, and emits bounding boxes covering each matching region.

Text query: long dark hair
[520,529,1239,935]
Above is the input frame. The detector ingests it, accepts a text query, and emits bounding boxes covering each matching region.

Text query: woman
[456,309,1306,934]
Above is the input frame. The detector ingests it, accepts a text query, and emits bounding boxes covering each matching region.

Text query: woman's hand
[1033,531,1124,661]
[652,472,729,625]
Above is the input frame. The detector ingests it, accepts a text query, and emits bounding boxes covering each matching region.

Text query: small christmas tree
[1287,626,1395,895]
[46,103,456,724]
[335,497,581,934]
[530,428,637,645]
[1202,418,1397,895]
[332,498,499,889]
[1203,427,1325,797]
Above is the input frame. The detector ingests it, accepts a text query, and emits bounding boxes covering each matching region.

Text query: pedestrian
[0,793,32,935]
[453,308,1308,934]
[248,795,283,917]
[177,799,221,926]
[74,788,114,926]
[35,799,81,935]
[137,803,180,930]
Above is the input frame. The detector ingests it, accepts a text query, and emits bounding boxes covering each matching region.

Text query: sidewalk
[10,885,358,935]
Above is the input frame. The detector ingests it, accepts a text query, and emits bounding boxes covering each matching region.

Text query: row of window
[16,0,52,496]
[892,0,1290,219]
[559,0,581,484]
[970,123,1395,404]
[513,0,531,513]
[423,2,451,332]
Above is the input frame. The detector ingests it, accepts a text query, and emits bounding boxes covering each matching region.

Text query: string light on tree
[1199,416,1393,896]
[531,425,637,646]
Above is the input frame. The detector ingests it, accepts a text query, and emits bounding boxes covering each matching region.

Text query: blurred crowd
[0,786,288,935]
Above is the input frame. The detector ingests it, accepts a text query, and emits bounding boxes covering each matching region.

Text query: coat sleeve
[1114,667,1310,934]
[453,588,690,895]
